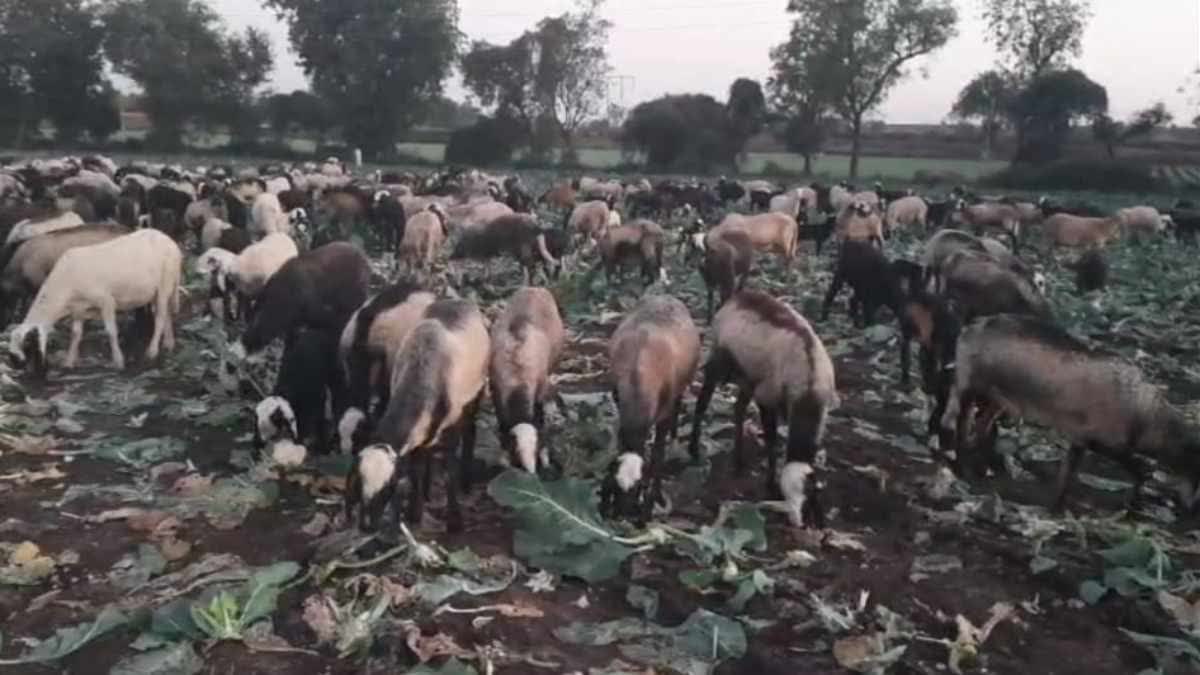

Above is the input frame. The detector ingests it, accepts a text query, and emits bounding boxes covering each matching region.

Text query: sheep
[450,213,564,284]
[7,229,181,377]
[1043,213,1121,249]
[215,226,251,255]
[687,290,838,528]
[337,282,437,439]
[399,204,449,273]
[835,200,884,248]
[184,195,228,233]
[939,313,1200,512]
[238,241,371,363]
[921,229,1043,293]
[254,327,339,454]
[597,219,667,286]
[200,217,235,252]
[1063,249,1108,294]
[953,200,1021,250]
[371,191,408,259]
[873,182,912,203]
[195,247,239,320]
[567,199,613,246]
[884,195,928,234]
[601,295,700,522]
[829,183,854,214]
[227,232,299,317]
[250,192,290,237]
[344,299,490,533]
[710,212,800,263]
[940,249,1052,322]
[699,228,754,320]
[0,224,131,325]
[1115,206,1168,241]
[4,210,85,247]
[716,177,746,205]
[489,287,565,475]
[769,187,818,221]
[538,182,577,210]
[820,240,908,328]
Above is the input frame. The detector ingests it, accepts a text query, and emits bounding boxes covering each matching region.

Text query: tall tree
[461,1,611,162]
[104,0,272,149]
[1007,68,1107,163]
[1092,102,1173,159]
[981,0,1091,79]
[726,78,767,163]
[769,25,831,175]
[267,0,460,158]
[950,70,1015,159]
[773,0,958,178]
[622,94,734,170]
[0,0,114,145]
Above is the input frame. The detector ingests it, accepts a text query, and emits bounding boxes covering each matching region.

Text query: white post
[353,148,363,168]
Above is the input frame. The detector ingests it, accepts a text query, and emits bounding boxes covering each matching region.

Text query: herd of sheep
[2,154,1199,540]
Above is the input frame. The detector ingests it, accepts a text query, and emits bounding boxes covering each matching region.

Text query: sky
[212,0,1200,124]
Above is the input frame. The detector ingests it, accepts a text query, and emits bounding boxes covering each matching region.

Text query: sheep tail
[535,233,558,267]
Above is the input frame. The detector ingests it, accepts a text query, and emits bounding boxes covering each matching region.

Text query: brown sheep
[400,204,449,272]
[1043,213,1121,248]
[597,219,667,285]
[699,229,754,320]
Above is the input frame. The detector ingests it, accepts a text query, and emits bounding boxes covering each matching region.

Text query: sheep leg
[732,387,753,477]
[760,405,781,498]
[641,417,671,524]
[820,265,846,321]
[443,429,464,533]
[687,351,733,463]
[64,318,85,368]
[1110,450,1147,511]
[100,300,125,370]
[459,397,480,492]
[406,456,425,525]
[146,300,167,362]
[1051,444,1086,513]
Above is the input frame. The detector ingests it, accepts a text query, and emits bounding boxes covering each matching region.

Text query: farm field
[3,170,1200,674]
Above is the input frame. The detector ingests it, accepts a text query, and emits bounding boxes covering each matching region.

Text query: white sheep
[884,196,929,233]
[231,232,299,300]
[1116,206,1168,240]
[400,204,448,271]
[7,229,182,374]
[5,211,85,246]
[250,193,290,237]
[200,218,234,252]
[569,200,613,245]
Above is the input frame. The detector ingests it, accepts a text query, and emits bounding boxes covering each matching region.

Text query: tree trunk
[803,152,813,175]
[559,126,579,166]
[848,114,863,180]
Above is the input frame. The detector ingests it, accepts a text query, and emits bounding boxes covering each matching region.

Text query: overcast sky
[214,0,1200,124]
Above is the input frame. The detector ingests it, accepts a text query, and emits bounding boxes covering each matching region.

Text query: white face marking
[255,396,297,442]
[270,439,307,467]
[659,267,670,285]
[779,461,815,528]
[359,444,398,500]
[338,408,367,454]
[691,232,706,252]
[511,423,539,473]
[228,341,247,362]
[1032,271,1047,295]
[615,452,644,492]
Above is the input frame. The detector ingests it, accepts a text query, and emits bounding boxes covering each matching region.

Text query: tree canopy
[982,0,1091,79]
[772,0,958,178]
[104,0,272,149]
[622,94,734,171]
[1007,67,1107,164]
[951,70,1015,159]
[267,0,460,158]
[1092,102,1173,159]
[726,78,768,161]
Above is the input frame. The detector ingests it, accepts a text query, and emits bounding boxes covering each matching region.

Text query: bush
[444,116,519,166]
[983,160,1161,192]
[912,169,969,187]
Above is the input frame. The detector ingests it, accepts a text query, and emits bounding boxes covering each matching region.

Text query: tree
[1092,102,1173,159]
[726,78,767,162]
[773,0,958,178]
[0,0,114,145]
[622,94,734,171]
[1007,68,1107,164]
[104,0,272,149]
[982,0,1091,79]
[950,70,1015,159]
[425,96,482,129]
[444,115,522,165]
[769,24,831,174]
[267,0,459,158]
[461,1,611,162]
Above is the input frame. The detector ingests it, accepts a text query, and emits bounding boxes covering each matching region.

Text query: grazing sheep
[250,192,290,237]
[255,327,339,454]
[345,299,490,533]
[489,287,565,475]
[939,313,1200,512]
[568,199,613,246]
[597,219,667,286]
[699,229,754,320]
[601,295,700,522]
[797,214,838,255]
[835,200,884,248]
[953,200,1021,250]
[400,204,449,273]
[829,183,854,214]
[4,210,85,247]
[200,217,235,252]
[884,195,928,234]
[1043,213,1121,249]
[921,229,1042,293]
[710,212,800,264]
[940,249,1051,321]
[337,282,437,434]
[227,232,299,317]
[238,242,371,360]
[215,226,251,256]
[1116,206,1168,241]
[687,290,838,528]
[0,224,131,324]
[450,213,563,284]
[195,247,239,320]
[184,195,228,233]
[7,229,181,376]
[1063,249,1109,294]
[716,177,746,205]
[539,182,577,210]
[821,240,907,327]
[371,191,408,258]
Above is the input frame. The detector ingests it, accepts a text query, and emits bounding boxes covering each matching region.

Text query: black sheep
[215,227,251,255]
[451,214,565,283]
[146,184,192,226]
[797,214,837,255]
[821,240,905,327]
[271,327,340,453]
[370,192,407,258]
[716,178,745,205]
[1064,249,1108,293]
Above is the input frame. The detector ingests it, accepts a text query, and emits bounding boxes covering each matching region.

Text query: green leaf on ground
[0,606,131,665]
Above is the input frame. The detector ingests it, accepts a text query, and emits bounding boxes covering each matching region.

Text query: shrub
[444,116,519,166]
[983,160,1161,192]
[912,169,968,187]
